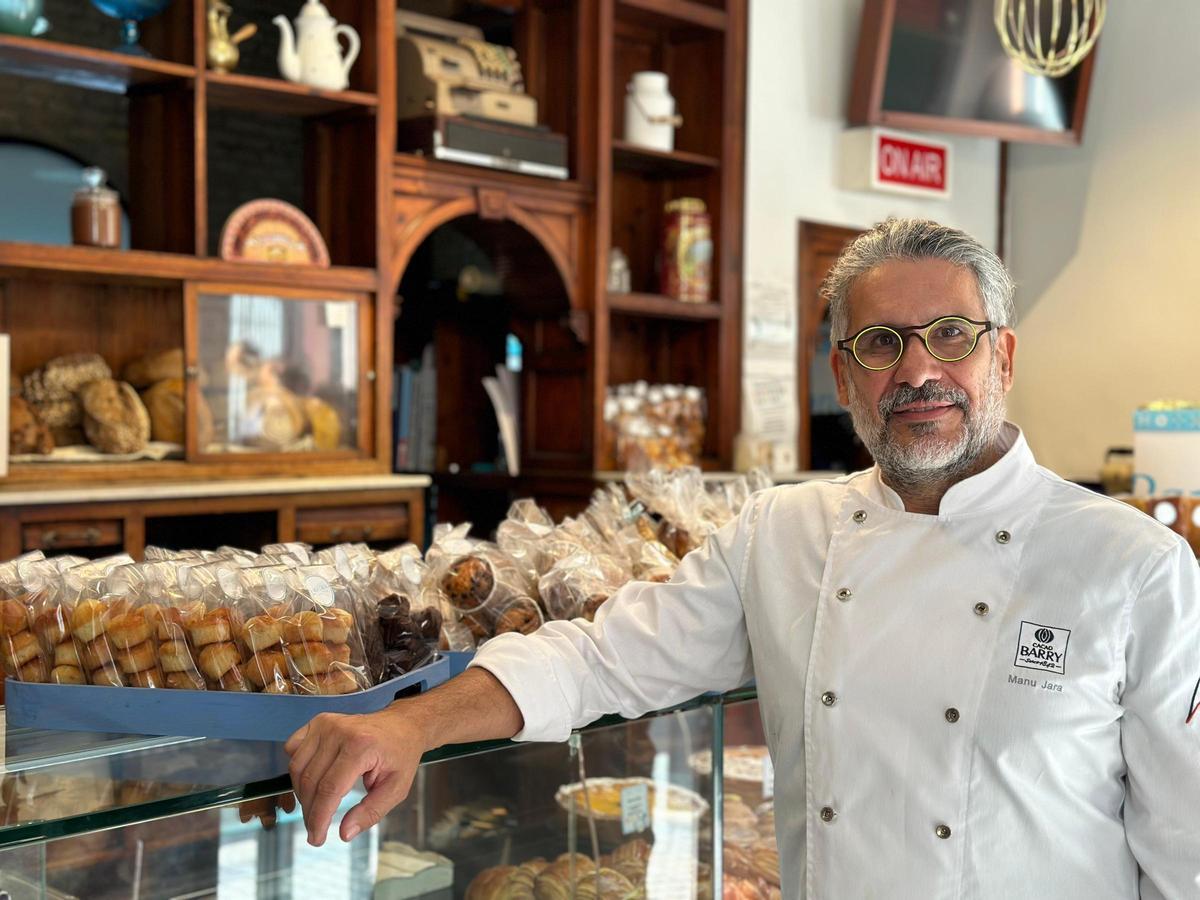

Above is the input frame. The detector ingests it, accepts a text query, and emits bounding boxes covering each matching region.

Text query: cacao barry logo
[1014,621,1070,676]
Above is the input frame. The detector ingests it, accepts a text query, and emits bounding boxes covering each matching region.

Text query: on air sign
[840,127,952,199]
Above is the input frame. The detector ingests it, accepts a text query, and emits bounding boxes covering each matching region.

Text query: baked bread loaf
[141,378,185,444]
[29,395,80,431]
[9,396,53,455]
[122,348,183,389]
[80,379,151,454]
[22,353,111,402]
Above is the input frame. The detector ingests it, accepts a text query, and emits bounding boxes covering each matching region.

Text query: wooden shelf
[0,242,377,291]
[205,71,378,117]
[615,0,728,31]
[612,140,720,178]
[607,292,722,320]
[0,35,194,94]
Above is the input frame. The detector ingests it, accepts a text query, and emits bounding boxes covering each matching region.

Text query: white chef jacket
[470,424,1200,899]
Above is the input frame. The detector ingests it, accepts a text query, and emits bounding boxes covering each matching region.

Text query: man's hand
[284,705,427,847]
[284,669,524,847]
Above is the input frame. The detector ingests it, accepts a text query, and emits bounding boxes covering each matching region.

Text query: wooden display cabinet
[0,0,748,537]
[0,0,420,552]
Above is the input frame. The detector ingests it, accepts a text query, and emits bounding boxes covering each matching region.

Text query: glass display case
[0,690,767,899]
[186,283,373,461]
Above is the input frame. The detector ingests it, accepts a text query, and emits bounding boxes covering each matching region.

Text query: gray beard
[847,356,1007,490]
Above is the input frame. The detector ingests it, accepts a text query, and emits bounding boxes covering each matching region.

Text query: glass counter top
[0,688,757,849]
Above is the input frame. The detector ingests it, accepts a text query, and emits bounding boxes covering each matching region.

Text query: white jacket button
[821,691,837,707]
[944,707,960,723]
[836,588,853,601]
[995,530,1011,544]
[820,806,837,823]
[973,602,990,617]
[935,824,952,839]
[852,509,867,524]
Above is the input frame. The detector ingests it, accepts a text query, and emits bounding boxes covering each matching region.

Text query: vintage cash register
[395,10,568,180]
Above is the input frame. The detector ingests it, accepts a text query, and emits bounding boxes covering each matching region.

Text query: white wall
[742,0,1001,465]
[1004,1,1200,480]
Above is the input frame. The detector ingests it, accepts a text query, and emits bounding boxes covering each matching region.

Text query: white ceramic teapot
[273,0,360,92]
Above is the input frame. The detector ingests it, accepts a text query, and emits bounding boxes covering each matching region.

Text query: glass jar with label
[71,167,121,249]
[660,197,712,303]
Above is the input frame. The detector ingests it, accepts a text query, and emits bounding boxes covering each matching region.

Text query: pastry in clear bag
[278,565,372,696]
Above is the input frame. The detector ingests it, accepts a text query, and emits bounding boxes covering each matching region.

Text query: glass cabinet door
[186,283,371,460]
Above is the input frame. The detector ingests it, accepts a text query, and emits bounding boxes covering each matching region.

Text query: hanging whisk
[994,0,1106,78]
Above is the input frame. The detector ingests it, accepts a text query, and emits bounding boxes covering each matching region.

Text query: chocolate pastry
[415,606,442,640]
[9,396,53,455]
[441,556,495,610]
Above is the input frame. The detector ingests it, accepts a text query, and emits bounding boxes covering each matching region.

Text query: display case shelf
[0,687,758,849]
[0,34,195,93]
[205,71,378,117]
[612,140,721,178]
[616,0,728,32]
[0,241,377,291]
[608,291,722,320]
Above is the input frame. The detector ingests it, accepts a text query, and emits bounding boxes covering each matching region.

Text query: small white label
[1192,505,1200,528]
[263,570,287,602]
[217,567,242,600]
[304,574,335,608]
[762,754,775,800]
[620,783,651,835]
[1014,620,1071,675]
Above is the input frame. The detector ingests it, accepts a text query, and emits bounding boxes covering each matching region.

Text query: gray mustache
[880,383,969,420]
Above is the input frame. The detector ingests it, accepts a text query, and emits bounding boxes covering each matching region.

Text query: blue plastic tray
[6,655,450,742]
[445,650,475,677]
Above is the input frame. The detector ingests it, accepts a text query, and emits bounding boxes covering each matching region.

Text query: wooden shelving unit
[612,140,721,178]
[205,71,378,116]
[0,242,377,291]
[0,0,395,497]
[608,292,723,319]
[0,0,747,536]
[0,34,195,92]
[615,0,729,31]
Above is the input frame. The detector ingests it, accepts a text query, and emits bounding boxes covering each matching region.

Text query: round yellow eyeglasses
[837,316,993,371]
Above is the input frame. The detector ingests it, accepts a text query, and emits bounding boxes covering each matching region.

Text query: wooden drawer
[295,504,410,546]
[23,519,123,552]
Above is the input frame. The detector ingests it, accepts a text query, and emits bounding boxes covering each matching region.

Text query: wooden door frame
[796,221,862,469]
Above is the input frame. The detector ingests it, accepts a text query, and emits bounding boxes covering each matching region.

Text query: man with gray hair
[287,218,1200,898]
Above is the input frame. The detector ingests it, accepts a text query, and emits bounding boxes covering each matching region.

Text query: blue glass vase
[89,0,173,56]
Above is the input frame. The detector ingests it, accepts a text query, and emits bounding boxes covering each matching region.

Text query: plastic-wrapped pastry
[491,596,543,636]
[441,555,496,612]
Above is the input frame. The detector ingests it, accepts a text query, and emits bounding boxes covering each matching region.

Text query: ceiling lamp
[994,0,1106,78]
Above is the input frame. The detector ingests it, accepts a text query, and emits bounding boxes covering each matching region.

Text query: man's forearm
[398,668,524,753]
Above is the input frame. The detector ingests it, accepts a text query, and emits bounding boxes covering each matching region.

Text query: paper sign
[762,755,775,800]
[620,783,651,835]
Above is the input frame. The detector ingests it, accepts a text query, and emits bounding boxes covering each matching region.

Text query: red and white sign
[840,127,952,200]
